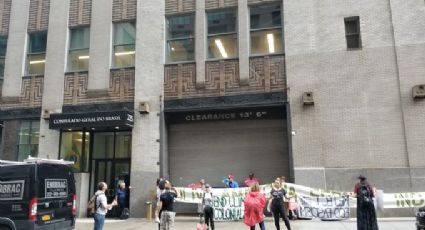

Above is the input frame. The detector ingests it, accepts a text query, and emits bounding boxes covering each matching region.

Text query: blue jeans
[94,213,105,230]
[250,221,265,230]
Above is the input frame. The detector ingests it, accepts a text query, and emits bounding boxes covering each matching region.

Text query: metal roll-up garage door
[168,119,290,187]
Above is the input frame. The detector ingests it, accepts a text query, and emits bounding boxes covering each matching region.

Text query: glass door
[90,131,132,217]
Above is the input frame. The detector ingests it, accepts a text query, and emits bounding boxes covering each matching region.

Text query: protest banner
[297,195,350,220]
[174,183,425,221]
[213,196,244,221]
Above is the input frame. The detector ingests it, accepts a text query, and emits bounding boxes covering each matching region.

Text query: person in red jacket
[244,182,266,230]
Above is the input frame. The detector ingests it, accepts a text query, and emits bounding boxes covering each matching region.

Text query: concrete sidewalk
[76,217,416,230]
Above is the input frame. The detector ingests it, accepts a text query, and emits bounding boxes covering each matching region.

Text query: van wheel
[0,225,11,230]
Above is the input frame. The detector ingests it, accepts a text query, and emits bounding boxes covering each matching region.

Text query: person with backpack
[353,175,379,230]
[93,182,117,230]
[244,182,266,230]
[268,178,291,230]
[157,180,178,230]
[155,179,166,229]
[202,184,214,230]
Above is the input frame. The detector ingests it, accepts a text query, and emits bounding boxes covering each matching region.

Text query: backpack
[120,208,130,219]
[87,195,98,217]
[359,185,373,208]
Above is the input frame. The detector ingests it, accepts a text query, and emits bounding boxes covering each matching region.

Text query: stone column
[195,0,206,88]
[1,0,30,99]
[238,0,250,85]
[131,0,165,217]
[37,0,70,159]
[87,0,113,94]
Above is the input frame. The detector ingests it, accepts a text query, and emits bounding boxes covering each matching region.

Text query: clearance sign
[174,183,425,221]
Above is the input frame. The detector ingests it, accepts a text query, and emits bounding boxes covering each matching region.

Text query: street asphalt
[76,217,416,230]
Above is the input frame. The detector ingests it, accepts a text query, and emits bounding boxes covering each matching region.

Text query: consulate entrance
[50,110,134,217]
[90,131,132,206]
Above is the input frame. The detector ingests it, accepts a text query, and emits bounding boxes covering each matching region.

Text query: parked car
[417,206,425,230]
[0,158,76,230]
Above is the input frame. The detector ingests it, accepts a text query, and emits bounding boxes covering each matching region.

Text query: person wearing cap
[226,174,239,188]
[353,175,379,230]
[244,173,259,187]
[202,184,215,230]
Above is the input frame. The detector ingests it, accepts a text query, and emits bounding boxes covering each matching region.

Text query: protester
[202,184,215,230]
[189,179,207,190]
[115,182,129,218]
[226,174,239,188]
[244,182,266,230]
[155,178,166,230]
[244,173,259,187]
[269,179,291,230]
[157,180,178,230]
[93,182,117,230]
[354,175,379,230]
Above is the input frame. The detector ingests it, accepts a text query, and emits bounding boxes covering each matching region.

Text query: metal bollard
[145,201,152,221]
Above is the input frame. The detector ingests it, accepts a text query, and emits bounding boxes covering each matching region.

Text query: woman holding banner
[354,175,379,230]
[244,182,266,230]
[269,179,291,230]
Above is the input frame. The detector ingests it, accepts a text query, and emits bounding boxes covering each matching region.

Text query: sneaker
[155,217,160,223]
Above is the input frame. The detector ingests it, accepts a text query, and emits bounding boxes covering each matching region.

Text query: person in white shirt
[202,184,214,230]
[94,182,117,230]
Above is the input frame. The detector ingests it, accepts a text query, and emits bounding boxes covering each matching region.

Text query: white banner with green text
[174,183,424,221]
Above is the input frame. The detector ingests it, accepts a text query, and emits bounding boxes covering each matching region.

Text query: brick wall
[63,68,135,105]
[28,0,50,32]
[285,0,408,169]
[164,56,286,99]
[0,0,11,35]
[69,0,92,27]
[112,0,137,21]
[165,0,196,15]
[0,120,19,161]
[0,76,44,109]
[389,0,425,168]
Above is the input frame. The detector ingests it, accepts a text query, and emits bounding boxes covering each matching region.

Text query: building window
[113,22,136,68]
[0,36,7,78]
[207,9,238,59]
[27,32,47,75]
[59,131,90,172]
[68,27,90,71]
[17,121,39,161]
[250,4,283,55]
[166,14,195,63]
[344,16,361,49]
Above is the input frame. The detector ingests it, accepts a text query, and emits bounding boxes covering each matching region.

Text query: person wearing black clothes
[269,179,291,230]
[353,175,379,230]
[156,179,166,230]
[157,180,177,230]
[202,184,214,230]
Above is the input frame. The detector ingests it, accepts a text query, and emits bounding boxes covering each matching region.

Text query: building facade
[0,0,423,217]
